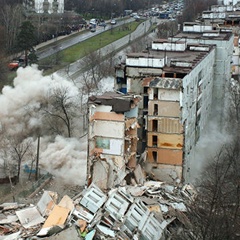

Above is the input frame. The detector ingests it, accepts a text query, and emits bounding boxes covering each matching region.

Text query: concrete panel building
[23,0,64,14]
[115,23,234,183]
[87,92,143,190]
[172,23,234,127]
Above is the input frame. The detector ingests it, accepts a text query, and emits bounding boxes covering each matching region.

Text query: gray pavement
[54,18,156,80]
[36,18,135,60]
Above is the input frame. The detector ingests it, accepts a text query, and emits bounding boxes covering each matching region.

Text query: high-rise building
[23,0,64,14]
[115,25,233,183]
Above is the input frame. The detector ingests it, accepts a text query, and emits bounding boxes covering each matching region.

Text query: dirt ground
[0,171,84,205]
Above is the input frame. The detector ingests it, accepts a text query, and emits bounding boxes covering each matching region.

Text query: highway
[53,17,158,80]
[36,18,135,60]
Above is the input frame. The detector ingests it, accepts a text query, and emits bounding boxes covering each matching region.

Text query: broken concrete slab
[0,230,21,240]
[37,205,70,237]
[42,205,70,228]
[46,225,81,240]
[0,176,196,240]
[133,164,145,184]
[37,190,57,217]
[15,206,45,228]
[0,214,18,224]
[80,183,107,214]
[97,224,115,238]
[58,195,75,212]
[105,189,130,221]
[0,202,21,211]
[72,207,95,223]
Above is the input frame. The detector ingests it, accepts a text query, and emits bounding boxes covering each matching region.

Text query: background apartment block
[23,0,64,14]
[172,23,234,127]
[116,23,233,182]
[116,39,217,183]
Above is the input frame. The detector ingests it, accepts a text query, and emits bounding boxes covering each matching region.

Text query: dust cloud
[0,65,94,186]
[187,121,232,183]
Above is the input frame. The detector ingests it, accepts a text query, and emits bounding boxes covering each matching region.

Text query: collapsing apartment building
[87,92,143,190]
[115,23,233,183]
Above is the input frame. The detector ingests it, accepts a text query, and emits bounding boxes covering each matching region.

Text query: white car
[133,15,140,19]
[89,18,97,25]
[110,19,116,25]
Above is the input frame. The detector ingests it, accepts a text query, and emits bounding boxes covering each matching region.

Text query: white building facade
[116,39,217,183]
[23,0,64,14]
[172,23,234,127]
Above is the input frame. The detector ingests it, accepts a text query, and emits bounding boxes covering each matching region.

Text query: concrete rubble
[0,181,196,239]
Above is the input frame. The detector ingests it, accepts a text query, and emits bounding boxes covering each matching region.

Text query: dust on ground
[0,171,84,205]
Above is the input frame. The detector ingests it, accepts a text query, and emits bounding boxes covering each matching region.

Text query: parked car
[90,27,96,32]
[110,19,117,25]
[89,18,97,25]
[99,21,106,27]
[8,56,25,71]
[8,60,20,71]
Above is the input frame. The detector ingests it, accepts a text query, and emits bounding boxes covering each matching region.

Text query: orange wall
[147,132,183,149]
[148,148,183,165]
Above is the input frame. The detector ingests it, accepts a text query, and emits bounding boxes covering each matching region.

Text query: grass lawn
[39,21,142,75]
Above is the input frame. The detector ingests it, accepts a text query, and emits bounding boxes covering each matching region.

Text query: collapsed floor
[0,180,196,240]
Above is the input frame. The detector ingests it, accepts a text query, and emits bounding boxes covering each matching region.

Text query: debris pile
[0,182,196,239]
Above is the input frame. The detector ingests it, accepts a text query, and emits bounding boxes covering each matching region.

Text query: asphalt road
[54,17,158,80]
[36,18,135,60]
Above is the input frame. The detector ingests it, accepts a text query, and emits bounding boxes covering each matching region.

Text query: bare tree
[82,43,119,88]
[0,130,17,191]
[0,3,23,53]
[0,26,8,88]
[99,44,116,77]
[175,139,240,240]
[180,0,218,23]
[228,78,240,133]
[9,136,33,183]
[157,21,178,39]
[82,50,103,88]
[43,86,79,138]
[0,124,34,183]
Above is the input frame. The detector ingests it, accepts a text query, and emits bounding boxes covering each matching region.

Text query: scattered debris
[0,181,194,239]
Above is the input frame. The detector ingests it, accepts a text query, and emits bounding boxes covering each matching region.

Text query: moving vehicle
[110,19,117,25]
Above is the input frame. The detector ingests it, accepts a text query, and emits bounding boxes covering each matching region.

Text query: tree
[16,20,38,66]
[9,136,33,183]
[43,86,79,138]
[175,139,240,240]
[180,0,218,23]
[0,26,7,88]
[157,20,178,39]
[81,45,117,90]
[0,3,23,53]
[82,50,103,88]
[227,78,240,133]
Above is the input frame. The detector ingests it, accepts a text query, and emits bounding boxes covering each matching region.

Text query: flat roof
[174,31,232,41]
[126,44,215,73]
